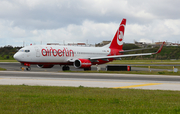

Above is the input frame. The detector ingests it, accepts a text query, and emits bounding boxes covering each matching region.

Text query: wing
[90,42,165,60]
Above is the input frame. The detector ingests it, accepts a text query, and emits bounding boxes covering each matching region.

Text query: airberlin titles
[41,47,74,57]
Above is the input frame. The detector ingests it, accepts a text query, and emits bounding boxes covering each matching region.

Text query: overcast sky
[0,0,180,47]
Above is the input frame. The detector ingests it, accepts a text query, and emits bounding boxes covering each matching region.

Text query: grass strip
[0,60,17,62]
[0,67,6,71]
[109,60,180,65]
[133,66,180,69]
[0,85,180,113]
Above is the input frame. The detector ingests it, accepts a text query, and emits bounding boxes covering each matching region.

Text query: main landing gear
[62,65,70,71]
[84,67,91,71]
[61,66,91,71]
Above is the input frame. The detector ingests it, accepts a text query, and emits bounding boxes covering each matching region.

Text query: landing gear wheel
[26,66,31,71]
[62,65,70,71]
[84,67,91,71]
[20,67,25,71]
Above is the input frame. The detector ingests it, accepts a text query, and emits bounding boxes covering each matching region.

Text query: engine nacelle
[37,64,54,68]
[74,59,92,68]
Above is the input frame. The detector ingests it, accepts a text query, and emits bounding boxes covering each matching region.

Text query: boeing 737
[13,18,164,71]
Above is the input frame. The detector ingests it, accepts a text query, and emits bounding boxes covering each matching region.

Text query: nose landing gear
[26,66,31,71]
[21,63,31,71]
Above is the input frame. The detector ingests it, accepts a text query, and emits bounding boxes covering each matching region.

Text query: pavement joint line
[1,78,180,85]
[0,78,142,83]
[112,83,163,89]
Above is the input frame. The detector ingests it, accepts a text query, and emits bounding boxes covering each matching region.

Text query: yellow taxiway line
[113,83,162,89]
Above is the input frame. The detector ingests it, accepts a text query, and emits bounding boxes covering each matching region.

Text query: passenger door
[35,47,40,57]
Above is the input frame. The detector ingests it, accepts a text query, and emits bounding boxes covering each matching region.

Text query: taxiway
[0,71,180,91]
[0,62,180,91]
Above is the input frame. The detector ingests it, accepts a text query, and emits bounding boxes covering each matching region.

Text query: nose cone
[13,52,21,61]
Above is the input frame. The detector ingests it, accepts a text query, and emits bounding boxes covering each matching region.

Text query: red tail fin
[109,18,126,50]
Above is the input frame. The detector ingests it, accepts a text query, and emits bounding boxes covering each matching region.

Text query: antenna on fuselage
[63,40,65,46]
[86,40,88,46]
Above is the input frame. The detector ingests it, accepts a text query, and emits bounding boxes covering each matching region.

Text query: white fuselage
[14,45,111,64]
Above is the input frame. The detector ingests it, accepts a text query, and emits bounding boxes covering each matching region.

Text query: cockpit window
[19,49,30,52]
[25,50,30,52]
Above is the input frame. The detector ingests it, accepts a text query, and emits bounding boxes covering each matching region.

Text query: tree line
[0,45,22,60]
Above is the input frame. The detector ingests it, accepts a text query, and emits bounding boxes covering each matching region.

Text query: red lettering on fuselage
[41,47,74,57]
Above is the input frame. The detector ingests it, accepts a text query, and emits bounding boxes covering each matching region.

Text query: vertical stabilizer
[109,18,126,50]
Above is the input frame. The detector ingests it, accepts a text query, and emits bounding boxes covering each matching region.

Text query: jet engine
[74,59,92,68]
[37,64,54,68]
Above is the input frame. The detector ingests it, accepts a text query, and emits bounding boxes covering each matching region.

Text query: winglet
[154,41,165,54]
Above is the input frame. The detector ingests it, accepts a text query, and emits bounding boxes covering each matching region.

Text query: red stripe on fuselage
[20,62,73,65]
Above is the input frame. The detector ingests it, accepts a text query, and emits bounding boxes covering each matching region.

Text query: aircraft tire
[26,67,31,71]
[62,65,70,71]
[84,67,91,71]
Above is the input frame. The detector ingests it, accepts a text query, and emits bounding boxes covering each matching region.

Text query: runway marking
[113,83,162,89]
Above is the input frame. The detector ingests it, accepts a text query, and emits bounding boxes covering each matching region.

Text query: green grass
[0,56,14,60]
[0,67,6,71]
[0,85,180,113]
[0,60,17,62]
[109,60,180,65]
[134,66,180,69]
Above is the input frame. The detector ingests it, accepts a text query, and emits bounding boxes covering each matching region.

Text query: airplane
[13,18,164,71]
